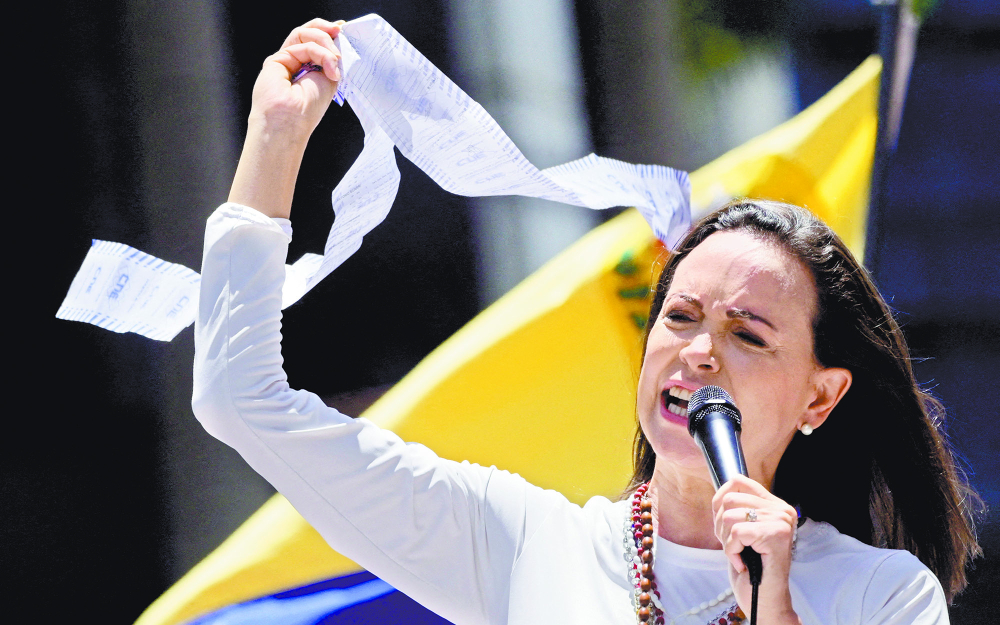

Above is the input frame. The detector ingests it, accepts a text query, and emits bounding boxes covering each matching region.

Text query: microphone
[687,385,748,489]
[687,385,763,586]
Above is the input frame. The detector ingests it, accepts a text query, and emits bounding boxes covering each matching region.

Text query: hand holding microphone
[686,386,762,584]
[687,386,802,625]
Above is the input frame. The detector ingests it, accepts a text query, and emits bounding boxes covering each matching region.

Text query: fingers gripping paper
[57,14,691,341]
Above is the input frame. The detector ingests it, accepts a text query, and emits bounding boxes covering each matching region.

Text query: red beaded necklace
[626,483,746,625]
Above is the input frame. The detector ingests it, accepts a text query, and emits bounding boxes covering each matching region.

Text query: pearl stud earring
[799,423,814,436]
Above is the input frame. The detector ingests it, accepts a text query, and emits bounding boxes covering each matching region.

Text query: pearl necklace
[624,483,746,625]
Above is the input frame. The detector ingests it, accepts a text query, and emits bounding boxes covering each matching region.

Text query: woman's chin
[640,404,708,471]
[645,429,706,471]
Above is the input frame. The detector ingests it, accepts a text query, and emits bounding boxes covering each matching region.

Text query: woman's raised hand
[250,18,345,138]
[229,18,345,220]
[713,475,802,625]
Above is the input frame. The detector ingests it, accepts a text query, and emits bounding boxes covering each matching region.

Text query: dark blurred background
[6,0,997,621]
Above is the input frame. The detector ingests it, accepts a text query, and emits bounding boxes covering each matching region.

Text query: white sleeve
[861,551,949,625]
[192,203,562,625]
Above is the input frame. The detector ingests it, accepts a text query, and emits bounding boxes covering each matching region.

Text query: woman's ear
[805,367,852,430]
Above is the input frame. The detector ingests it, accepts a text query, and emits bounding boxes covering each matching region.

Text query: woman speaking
[193,18,980,625]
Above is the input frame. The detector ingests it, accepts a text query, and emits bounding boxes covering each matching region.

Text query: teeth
[667,387,691,401]
[667,403,686,416]
[663,387,690,418]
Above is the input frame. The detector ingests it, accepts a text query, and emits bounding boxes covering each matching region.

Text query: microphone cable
[746,552,761,625]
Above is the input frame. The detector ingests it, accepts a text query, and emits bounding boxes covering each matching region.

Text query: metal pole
[865,0,921,276]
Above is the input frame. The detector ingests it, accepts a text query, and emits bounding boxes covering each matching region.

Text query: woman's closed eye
[734,329,767,348]
[664,309,696,323]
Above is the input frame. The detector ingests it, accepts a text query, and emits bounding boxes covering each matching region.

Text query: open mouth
[662,387,691,419]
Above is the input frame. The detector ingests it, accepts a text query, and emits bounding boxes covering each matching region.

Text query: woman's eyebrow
[728,308,776,330]
[670,294,777,330]
[672,293,702,308]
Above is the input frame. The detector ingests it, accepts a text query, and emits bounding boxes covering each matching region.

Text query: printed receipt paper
[57,14,690,341]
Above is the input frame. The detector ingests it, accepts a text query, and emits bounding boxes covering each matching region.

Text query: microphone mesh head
[689,385,734,412]
[687,385,741,435]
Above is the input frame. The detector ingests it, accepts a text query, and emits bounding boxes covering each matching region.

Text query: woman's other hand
[251,19,344,138]
[713,475,802,625]
[229,18,345,219]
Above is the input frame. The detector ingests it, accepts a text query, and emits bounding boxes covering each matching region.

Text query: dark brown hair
[628,199,982,600]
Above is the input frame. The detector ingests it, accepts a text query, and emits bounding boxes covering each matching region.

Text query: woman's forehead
[669,231,817,317]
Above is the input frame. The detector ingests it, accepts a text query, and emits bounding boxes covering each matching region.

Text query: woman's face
[637,230,823,486]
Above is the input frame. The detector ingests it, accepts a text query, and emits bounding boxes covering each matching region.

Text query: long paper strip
[57,14,690,341]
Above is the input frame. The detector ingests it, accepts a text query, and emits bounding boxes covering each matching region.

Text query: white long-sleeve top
[192,203,948,625]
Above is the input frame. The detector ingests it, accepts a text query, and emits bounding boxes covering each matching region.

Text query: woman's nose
[679,332,719,372]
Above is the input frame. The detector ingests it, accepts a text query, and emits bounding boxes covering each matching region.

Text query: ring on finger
[745,508,758,523]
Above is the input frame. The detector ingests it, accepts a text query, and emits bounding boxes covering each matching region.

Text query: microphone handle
[693,411,762,584]
[693,411,749,489]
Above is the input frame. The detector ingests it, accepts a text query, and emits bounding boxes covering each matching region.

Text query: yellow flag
[136,55,880,625]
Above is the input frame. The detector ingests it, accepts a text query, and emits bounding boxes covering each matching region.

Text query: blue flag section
[188,572,451,625]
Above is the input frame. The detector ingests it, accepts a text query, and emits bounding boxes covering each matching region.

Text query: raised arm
[191,20,569,625]
[227,18,343,219]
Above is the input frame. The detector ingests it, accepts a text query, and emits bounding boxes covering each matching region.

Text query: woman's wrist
[761,588,800,625]
[228,116,311,219]
[246,107,318,146]
[771,608,802,625]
